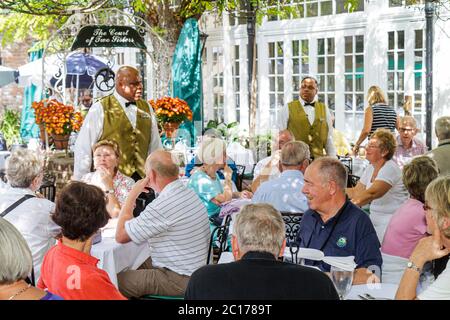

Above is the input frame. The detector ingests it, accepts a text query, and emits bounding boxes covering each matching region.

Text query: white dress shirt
[0,186,60,281]
[74,92,162,179]
[278,96,336,157]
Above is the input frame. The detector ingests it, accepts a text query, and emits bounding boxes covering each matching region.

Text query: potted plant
[0,109,24,150]
[149,96,193,138]
[32,99,83,150]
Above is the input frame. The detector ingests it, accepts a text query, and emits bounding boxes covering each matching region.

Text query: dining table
[91,220,151,288]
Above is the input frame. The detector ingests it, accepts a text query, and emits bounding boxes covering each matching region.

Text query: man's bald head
[115,66,143,102]
[145,150,179,178]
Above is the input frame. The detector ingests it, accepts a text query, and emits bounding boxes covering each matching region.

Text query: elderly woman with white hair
[0,218,62,300]
[0,148,59,282]
[396,176,450,300]
[187,137,252,228]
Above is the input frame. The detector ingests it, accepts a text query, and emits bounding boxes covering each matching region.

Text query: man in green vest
[278,76,336,159]
[74,66,162,181]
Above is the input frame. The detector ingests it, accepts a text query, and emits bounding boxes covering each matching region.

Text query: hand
[352,145,360,156]
[96,166,114,190]
[240,190,253,199]
[224,163,233,180]
[410,229,450,267]
[129,176,151,199]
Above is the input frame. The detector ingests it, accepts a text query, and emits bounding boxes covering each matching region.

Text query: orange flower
[149,96,193,124]
[32,99,83,135]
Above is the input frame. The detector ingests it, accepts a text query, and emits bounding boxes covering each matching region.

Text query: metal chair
[235,165,246,191]
[207,215,232,264]
[280,211,304,264]
[38,182,56,202]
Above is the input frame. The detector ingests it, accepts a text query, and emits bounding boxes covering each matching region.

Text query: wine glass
[330,265,354,300]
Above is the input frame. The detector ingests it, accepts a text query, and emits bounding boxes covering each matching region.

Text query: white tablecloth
[347,283,398,300]
[91,226,151,288]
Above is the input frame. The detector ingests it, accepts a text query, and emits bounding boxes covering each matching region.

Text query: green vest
[99,95,152,178]
[287,100,329,159]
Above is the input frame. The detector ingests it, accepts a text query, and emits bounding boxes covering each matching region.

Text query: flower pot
[51,133,70,150]
[163,122,181,139]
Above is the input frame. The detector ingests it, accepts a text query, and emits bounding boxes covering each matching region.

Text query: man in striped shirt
[115,150,211,298]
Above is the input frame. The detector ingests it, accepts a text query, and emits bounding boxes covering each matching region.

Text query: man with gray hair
[252,141,310,213]
[426,116,450,176]
[0,148,59,282]
[393,116,427,169]
[115,150,210,298]
[185,203,339,299]
[297,157,382,284]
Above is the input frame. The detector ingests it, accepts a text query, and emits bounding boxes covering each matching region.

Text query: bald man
[74,66,162,180]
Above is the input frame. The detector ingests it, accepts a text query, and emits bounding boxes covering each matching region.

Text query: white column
[222,12,236,123]
[258,38,270,133]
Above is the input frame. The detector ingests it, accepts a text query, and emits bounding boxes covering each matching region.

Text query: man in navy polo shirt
[297,157,382,284]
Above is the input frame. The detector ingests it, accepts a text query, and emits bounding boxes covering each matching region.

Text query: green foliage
[0,109,22,147]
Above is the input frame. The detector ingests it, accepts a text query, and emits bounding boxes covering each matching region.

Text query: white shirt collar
[299,95,318,106]
[113,91,134,109]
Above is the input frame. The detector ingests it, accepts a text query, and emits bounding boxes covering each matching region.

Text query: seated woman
[0,217,62,300]
[0,148,60,282]
[81,140,134,218]
[187,137,252,230]
[382,156,439,259]
[346,128,408,242]
[396,176,450,299]
[37,182,126,300]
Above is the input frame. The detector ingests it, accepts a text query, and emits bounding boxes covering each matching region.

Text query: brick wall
[0,39,31,112]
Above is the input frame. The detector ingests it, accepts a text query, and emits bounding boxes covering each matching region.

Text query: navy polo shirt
[297,199,382,272]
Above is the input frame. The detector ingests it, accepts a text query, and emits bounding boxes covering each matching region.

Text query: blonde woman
[353,86,399,154]
[187,136,252,228]
[396,176,450,300]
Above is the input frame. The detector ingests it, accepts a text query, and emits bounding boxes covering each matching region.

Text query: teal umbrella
[20,48,43,142]
[171,18,203,147]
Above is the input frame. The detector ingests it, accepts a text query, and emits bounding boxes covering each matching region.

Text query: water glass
[330,266,354,300]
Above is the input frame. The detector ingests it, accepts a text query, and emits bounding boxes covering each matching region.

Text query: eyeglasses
[399,127,414,133]
[423,203,433,211]
[366,144,381,149]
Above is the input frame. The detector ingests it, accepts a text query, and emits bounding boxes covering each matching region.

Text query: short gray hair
[6,148,43,188]
[234,204,285,257]
[435,116,450,141]
[281,141,310,166]
[312,157,347,190]
[425,175,450,239]
[400,116,417,128]
[0,218,33,285]
[197,136,227,164]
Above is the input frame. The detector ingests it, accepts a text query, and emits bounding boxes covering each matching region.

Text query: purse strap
[0,194,36,218]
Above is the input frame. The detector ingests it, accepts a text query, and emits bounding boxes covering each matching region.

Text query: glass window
[386,30,405,112]
[317,37,335,110]
[268,41,284,125]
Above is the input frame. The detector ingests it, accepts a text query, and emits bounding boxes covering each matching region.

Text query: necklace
[7,283,31,300]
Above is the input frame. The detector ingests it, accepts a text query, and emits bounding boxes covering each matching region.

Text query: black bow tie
[125,101,136,108]
[304,102,315,107]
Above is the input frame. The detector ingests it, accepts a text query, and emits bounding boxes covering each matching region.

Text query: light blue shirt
[187,170,223,218]
[252,170,309,213]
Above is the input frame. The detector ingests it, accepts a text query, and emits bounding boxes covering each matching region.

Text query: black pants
[131,172,155,217]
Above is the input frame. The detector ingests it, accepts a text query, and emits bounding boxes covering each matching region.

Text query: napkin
[295,248,357,271]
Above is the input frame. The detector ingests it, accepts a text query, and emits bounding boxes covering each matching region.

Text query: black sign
[71,25,147,50]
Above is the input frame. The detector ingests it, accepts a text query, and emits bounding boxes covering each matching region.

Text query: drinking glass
[330,266,354,300]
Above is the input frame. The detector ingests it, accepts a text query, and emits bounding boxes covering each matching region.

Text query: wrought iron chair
[338,156,360,188]
[207,214,232,264]
[235,165,246,191]
[280,211,304,264]
[38,182,56,202]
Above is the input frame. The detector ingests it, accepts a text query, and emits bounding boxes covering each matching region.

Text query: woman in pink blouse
[81,140,134,218]
[382,156,439,258]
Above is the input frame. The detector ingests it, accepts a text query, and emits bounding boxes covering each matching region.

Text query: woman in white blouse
[347,128,408,241]
[81,140,134,218]
[0,148,60,282]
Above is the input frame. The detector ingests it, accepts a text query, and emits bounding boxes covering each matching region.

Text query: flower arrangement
[149,96,193,124]
[32,99,83,136]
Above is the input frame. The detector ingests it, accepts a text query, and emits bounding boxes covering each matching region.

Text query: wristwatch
[407,261,422,273]
[105,189,115,195]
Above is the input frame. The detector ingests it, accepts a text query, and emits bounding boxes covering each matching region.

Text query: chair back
[280,211,303,264]
[207,215,232,264]
[38,183,56,202]
[235,165,246,191]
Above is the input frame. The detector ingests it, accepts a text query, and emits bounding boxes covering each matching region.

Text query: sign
[71,25,147,50]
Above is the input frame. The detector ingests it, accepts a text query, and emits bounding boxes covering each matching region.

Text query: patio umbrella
[0,65,19,87]
[50,52,108,89]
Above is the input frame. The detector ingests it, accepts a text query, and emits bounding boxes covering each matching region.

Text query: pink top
[381,198,428,259]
